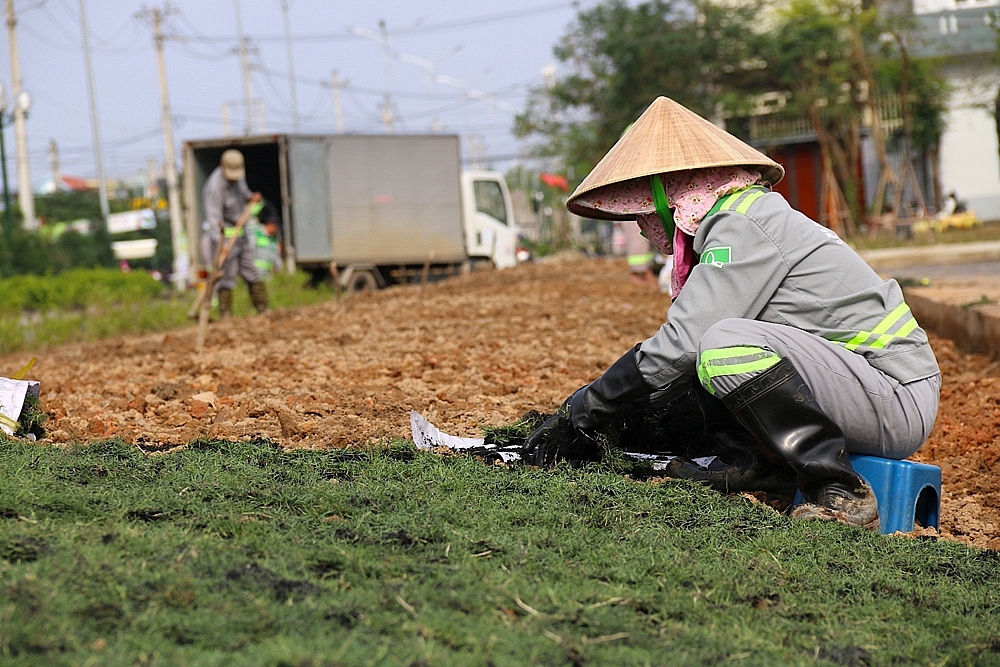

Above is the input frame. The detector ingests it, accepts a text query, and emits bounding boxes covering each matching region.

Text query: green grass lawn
[2,438,999,666]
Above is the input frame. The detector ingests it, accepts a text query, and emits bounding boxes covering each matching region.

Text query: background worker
[202,149,269,316]
[253,212,283,280]
[523,97,941,531]
[623,220,658,287]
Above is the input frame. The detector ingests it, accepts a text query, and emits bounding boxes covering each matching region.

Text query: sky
[0,0,591,189]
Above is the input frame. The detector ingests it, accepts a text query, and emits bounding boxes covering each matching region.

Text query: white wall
[939,63,1000,221]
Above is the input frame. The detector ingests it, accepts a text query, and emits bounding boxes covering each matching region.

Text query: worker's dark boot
[217,288,234,319]
[665,382,796,494]
[722,358,879,531]
[248,281,269,314]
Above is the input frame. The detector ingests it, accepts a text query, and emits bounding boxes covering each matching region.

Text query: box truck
[182,134,519,292]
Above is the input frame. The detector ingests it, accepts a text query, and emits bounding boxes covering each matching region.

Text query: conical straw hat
[567,97,784,220]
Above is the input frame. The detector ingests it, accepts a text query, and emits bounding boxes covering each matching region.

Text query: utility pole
[5,0,34,228]
[78,0,109,218]
[379,94,394,133]
[48,138,59,186]
[378,19,394,132]
[279,0,299,131]
[137,4,186,290]
[330,70,344,133]
[234,0,254,134]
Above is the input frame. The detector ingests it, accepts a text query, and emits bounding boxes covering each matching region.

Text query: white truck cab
[461,170,519,269]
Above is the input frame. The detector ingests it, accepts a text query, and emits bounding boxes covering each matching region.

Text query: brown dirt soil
[3,256,998,548]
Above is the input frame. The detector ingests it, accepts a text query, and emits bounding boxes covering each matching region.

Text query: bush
[0,227,116,277]
[0,268,165,316]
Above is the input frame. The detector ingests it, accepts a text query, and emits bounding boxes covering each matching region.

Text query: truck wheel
[347,270,377,294]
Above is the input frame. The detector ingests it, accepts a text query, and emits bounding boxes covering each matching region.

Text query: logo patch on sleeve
[700,246,732,267]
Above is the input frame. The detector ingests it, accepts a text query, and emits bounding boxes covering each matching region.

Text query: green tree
[514,0,771,186]
[875,41,949,210]
[517,0,949,231]
[765,0,874,224]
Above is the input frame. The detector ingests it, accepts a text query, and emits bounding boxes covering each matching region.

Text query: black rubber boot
[721,358,879,530]
[666,381,796,494]
[217,287,234,319]
[249,281,269,314]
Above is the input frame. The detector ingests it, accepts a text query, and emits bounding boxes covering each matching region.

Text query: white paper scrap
[410,411,485,451]
[410,411,522,463]
[0,377,40,436]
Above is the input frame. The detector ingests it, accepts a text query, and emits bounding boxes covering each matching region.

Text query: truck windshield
[473,180,507,225]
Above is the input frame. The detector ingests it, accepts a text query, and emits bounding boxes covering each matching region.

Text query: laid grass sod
[2,438,999,666]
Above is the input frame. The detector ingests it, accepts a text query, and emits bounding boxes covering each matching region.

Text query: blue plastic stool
[793,454,941,534]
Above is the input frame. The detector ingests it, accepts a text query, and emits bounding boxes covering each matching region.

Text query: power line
[395,2,576,36]
[177,2,576,43]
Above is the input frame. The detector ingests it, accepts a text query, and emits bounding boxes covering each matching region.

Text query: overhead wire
[174,2,576,43]
[251,54,293,122]
[170,10,236,61]
[393,2,576,36]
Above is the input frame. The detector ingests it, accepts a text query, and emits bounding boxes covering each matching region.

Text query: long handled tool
[193,200,259,350]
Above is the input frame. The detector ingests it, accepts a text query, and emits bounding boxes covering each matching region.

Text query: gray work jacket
[637,188,941,391]
[203,166,253,229]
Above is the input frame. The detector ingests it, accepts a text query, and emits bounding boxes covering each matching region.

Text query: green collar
[650,175,675,239]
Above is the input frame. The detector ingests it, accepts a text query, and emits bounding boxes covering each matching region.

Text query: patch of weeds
[819,644,871,666]
[961,295,996,309]
[0,537,48,563]
[224,563,324,602]
[14,394,46,440]
[481,411,546,446]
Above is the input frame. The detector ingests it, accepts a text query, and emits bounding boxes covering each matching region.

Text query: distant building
[909,0,1000,220]
[726,0,1000,225]
[34,174,91,195]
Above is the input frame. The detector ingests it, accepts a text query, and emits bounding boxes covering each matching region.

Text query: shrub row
[0,268,165,315]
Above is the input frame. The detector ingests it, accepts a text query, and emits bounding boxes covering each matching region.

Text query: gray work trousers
[217,234,261,290]
[697,318,940,459]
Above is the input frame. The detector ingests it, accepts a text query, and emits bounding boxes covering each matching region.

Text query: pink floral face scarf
[575,167,762,294]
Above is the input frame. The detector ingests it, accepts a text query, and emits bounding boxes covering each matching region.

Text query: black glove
[521,410,582,467]
[522,344,653,466]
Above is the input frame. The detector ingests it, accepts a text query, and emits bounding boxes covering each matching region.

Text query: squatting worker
[523,97,941,530]
[202,149,270,316]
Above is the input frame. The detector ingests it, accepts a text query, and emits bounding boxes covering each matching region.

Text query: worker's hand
[521,413,574,467]
[250,192,263,203]
[521,387,602,467]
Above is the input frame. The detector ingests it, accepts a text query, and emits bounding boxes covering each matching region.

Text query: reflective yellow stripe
[224,227,244,238]
[627,252,654,267]
[842,302,911,351]
[735,190,766,214]
[870,317,918,349]
[697,346,779,394]
[718,191,744,212]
